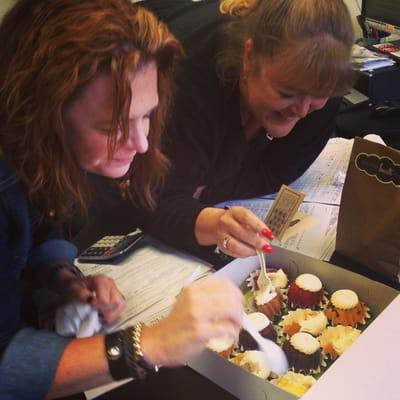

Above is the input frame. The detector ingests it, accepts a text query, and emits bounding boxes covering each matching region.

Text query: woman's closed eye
[278,90,296,99]
[94,123,112,135]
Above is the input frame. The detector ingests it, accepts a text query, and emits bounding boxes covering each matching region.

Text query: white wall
[344,0,363,38]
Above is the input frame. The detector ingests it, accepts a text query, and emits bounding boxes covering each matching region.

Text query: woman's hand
[83,275,126,324]
[140,278,243,367]
[55,270,126,324]
[195,206,274,258]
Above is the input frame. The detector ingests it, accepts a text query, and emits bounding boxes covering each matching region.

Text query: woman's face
[241,41,329,139]
[63,61,158,178]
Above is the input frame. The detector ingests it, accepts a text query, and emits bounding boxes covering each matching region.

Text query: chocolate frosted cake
[283,332,322,374]
[239,312,277,350]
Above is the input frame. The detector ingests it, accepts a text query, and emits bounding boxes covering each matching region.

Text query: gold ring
[222,235,231,250]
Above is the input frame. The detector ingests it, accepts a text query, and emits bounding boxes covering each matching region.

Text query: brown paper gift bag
[336,137,400,284]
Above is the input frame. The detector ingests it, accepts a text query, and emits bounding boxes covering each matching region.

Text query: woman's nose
[124,121,149,154]
[293,96,312,118]
[292,96,328,118]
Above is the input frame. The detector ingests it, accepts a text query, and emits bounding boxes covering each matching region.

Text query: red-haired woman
[0,1,244,398]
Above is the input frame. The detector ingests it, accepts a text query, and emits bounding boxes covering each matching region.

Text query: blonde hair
[219,0,258,17]
[217,0,356,96]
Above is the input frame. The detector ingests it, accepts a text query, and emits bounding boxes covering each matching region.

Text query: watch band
[105,330,130,380]
[105,324,159,381]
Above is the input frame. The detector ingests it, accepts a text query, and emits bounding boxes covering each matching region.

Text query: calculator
[77,230,144,262]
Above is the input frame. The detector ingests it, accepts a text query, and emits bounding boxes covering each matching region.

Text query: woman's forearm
[47,336,111,399]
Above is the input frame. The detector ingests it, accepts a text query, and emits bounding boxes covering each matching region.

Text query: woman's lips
[113,155,134,165]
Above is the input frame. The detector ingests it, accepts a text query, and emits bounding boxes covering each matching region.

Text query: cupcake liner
[325,301,370,327]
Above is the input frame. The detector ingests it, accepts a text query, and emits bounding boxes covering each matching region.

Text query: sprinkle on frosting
[290,332,320,355]
[295,274,322,292]
[331,289,359,310]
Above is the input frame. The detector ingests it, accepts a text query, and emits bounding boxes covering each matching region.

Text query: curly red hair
[0,0,182,221]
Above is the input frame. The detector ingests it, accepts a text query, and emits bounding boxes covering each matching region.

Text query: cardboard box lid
[190,248,399,400]
[302,294,400,400]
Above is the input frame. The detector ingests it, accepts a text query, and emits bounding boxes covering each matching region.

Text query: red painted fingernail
[262,244,273,253]
[262,228,274,240]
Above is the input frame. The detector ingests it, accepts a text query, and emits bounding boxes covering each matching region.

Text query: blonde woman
[139,0,355,257]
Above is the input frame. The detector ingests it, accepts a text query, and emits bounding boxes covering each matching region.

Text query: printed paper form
[218,198,338,261]
[77,242,212,400]
[263,137,354,205]
[216,137,354,260]
[77,242,212,331]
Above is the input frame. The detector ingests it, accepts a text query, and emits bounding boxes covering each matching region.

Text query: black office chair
[335,104,400,150]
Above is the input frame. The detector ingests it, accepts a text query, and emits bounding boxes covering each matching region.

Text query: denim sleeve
[0,328,71,400]
[27,238,78,270]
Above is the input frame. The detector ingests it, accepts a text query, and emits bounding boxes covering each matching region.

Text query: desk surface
[88,252,397,400]
[70,142,398,399]
[95,366,237,400]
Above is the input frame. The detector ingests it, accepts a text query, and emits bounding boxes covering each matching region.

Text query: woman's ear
[242,38,254,77]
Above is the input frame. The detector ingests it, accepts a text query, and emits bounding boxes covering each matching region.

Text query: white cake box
[188,247,399,400]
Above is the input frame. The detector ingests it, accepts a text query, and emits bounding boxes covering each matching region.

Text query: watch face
[108,345,122,360]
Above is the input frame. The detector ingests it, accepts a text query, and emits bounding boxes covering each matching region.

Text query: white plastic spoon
[241,312,289,375]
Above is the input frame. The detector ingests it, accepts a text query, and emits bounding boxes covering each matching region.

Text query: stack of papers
[216,138,354,261]
[77,243,212,399]
[352,44,395,71]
